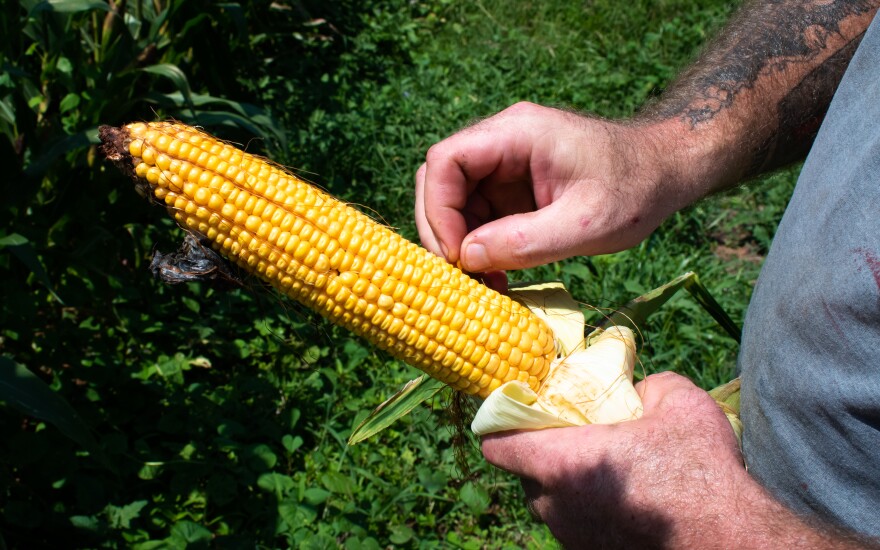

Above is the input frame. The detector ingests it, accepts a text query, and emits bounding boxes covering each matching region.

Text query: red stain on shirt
[858,248,880,292]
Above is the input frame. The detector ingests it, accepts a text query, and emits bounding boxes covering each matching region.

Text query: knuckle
[505,100,539,115]
[424,142,447,164]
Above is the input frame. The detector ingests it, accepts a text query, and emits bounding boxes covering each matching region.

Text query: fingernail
[439,241,450,260]
[464,243,490,272]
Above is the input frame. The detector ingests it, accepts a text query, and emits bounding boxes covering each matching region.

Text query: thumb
[459,200,587,271]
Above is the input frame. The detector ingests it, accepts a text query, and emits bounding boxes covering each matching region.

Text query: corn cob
[99,121,557,398]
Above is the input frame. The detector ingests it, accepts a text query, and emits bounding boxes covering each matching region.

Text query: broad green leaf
[69,515,101,532]
[141,64,195,114]
[59,92,80,112]
[321,471,355,496]
[257,472,295,497]
[24,128,99,178]
[246,443,278,471]
[56,56,73,75]
[169,521,212,544]
[302,487,330,506]
[0,234,28,247]
[29,0,110,15]
[388,525,414,545]
[459,482,490,515]
[347,375,444,445]
[106,500,148,529]
[282,434,303,454]
[0,357,105,465]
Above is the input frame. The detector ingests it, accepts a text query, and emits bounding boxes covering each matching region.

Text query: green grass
[0,0,798,547]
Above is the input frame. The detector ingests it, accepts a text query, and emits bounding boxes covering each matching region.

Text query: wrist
[630,115,748,211]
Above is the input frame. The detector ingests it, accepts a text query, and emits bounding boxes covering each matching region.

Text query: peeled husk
[472,283,643,435]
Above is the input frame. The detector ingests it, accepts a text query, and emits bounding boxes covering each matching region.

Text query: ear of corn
[99,121,558,399]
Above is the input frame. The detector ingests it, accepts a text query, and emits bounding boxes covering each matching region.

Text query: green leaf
[246,443,277,471]
[141,64,195,115]
[24,128,99,178]
[459,482,490,515]
[0,357,106,466]
[320,471,355,496]
[347,375,444,445]
[106,500,148,529]
[594,271,741,344]
[56,56,73,75]
[1,234,63,303]
[282,434,303,454]
[59,92,80,113]
[69,515,101,532]
[417,466,448,493]
[388,525,414,545]
[0,234,28,247]
[169,521,212,544]
[257,472,294,497]
[0,97,16,126]
[302,487,330,506]
[29,0,110,15]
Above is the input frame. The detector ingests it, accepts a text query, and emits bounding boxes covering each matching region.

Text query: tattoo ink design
[654,0,876,127]
[748,32,865,175]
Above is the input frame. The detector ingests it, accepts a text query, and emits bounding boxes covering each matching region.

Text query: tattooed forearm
[748,32,865,175]
[651,0,876,123]
[639,0,879,172]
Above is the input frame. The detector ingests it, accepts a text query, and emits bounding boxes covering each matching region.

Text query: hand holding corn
[482,372,758,548]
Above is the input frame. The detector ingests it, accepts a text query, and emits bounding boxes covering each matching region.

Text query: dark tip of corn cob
[99,125,132,169]
[99,124,151,199]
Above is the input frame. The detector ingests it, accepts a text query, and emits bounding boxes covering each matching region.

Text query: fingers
[481,426,598,480]
[414,163,445,256]
[458,199,588,271]
[481,430,554,479]
[418,132,505,263]
[417,102,555,264]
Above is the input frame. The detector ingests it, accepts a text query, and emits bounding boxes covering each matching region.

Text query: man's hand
[482,372,875,549]
[482,372,747,547]
[414,103,696,273]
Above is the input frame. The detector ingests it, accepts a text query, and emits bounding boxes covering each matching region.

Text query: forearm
[705,472,879,549]
[638,0,879,203]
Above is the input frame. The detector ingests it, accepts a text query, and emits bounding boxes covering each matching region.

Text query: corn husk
[472,283,643,435]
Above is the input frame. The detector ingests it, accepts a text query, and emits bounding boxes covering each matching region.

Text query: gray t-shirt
[739,13,880,537]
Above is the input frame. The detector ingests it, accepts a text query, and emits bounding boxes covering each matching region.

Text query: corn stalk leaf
[141,63,196,116]
[0,233,64,304]
[29,0,110,15]
[23,127,99,178]
[594,271,741,343]
[0,357,109,468]
[348,375,445,446]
